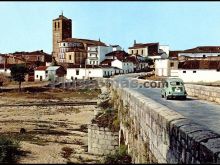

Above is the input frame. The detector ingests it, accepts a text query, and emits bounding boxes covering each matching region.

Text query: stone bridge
[102,74,220,164]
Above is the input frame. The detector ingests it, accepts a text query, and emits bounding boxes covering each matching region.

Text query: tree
[10,64,29,92]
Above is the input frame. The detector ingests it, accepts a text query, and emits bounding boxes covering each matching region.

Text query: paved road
[113,74,220,134]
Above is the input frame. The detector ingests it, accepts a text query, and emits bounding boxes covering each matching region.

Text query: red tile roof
[182,46,220,53]
[129,42,159,49]
[179,60,220,69]
[35,66,48,71]
[53,15,71,21]
[100,59,114,66]
[169,51,182,58]
[60,38,106,46]
[105,51,129,60]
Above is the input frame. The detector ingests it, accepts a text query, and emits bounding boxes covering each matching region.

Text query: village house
[0,64,13,76]
[58,38,107,64]
[45,66,66,82]
[128,41,169,60]
[101,58,134,74]
[34,66,48,81]
[155,58,179,77]
[66,65,121,80]
[178,46,220,58]
[174,60,220,83]
[86,45,121,65]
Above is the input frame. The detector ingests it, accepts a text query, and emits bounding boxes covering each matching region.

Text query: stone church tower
[52,12,72,62]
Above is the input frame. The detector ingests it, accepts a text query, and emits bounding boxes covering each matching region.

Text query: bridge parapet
[108,76,220,163]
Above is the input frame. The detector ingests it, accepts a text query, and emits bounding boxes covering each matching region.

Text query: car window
[170,81,183,86]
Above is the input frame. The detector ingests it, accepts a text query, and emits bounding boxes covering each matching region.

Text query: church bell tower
[52,12,72,62]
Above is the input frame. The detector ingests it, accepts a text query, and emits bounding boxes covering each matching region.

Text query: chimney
[134,40,136,45]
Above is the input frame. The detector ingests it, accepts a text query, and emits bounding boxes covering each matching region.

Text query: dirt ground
[0,88,103,164]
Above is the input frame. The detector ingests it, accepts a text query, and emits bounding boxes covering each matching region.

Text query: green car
[161,78,187,100]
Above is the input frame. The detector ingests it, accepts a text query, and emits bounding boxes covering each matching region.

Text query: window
[170,62,174,67]
[54,22,56,29]
[36,75,38,78]
[183,71,186,73]
[218,55,220,57]
[141,49,144,54]
[193,71,196,73]
[63,43,66,47]
[4,69,7,71]
[203,55,206,58]
[58,22,60,29]
[131,50,133,54]
[217,69,220,72]
[90,61,92,64]
[93,61,95,64]
[45,71,48,74]
[76,70,79,75]
[136,50,138,54]
[69,55,71,60]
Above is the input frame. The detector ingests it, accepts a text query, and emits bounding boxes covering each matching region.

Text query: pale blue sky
[1,1,220,54]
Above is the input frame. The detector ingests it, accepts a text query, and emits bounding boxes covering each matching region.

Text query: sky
[1,1,220,54]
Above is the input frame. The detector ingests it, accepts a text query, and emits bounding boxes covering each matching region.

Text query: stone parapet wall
[185,84,220,104]
[111,81,220,164]
[88,124,119,155]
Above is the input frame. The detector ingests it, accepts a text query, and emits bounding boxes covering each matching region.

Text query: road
[113,74,220,134]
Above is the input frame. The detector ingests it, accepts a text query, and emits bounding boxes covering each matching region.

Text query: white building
[111,59,134,73]
[128,41,169,60]
[0,64,11,76]
[169,60,220,83]
[155,59,179,77]
[172,69,220,83]
[66,65,121,80]
[87,45,121,65]
[178,46,220,58]
[34,66,48,81]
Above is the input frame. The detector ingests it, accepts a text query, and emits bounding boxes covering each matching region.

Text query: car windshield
[170,81,183,86]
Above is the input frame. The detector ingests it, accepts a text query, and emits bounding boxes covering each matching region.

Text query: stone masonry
[88,124,119,155]
[185,84,220,104]
[110,77,220,164]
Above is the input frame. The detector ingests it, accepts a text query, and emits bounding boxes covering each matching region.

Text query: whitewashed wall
[66,68,116,80]
[178,52,220,58]
[34,70,46,81]
[111,59,134,73]
[155,59,169,76]
[170,69,220,83]
[0,69,11,76]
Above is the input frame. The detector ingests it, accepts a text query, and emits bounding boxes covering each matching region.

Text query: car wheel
[165,93,169,100]
[182,96,186,100]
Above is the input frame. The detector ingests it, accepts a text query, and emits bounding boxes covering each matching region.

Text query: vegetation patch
[103,145,132,164]
[91,110,119,132]
[0,135,21,163]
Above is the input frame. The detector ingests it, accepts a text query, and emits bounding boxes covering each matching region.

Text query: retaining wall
[88,124,119,155]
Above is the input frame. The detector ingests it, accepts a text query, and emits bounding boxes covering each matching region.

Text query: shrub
[0,135,20,163]
[104,145,132,164]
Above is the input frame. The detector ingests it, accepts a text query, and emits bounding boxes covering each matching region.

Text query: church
[52,13,106,65]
